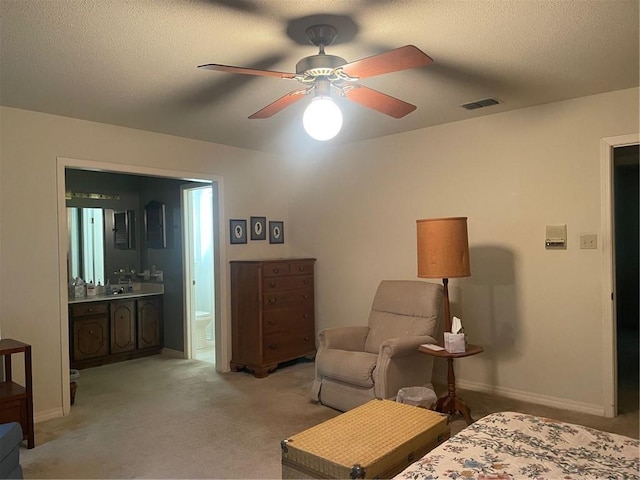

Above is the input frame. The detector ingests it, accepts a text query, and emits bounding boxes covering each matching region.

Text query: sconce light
[303,96,343,141]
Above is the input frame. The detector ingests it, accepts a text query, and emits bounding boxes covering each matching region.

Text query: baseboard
[162,347,185,358]
[433,375,605,416]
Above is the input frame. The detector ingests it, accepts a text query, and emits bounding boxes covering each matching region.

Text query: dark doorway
[614,144,639,414]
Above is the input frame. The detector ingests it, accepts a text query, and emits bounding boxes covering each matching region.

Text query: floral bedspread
[395,411,639,479]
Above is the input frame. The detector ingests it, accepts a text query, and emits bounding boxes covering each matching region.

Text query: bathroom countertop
[68,283,164,304]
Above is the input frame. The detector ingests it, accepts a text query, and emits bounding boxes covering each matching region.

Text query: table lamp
[416,217,471,334]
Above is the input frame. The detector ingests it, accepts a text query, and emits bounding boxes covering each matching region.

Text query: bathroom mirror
[67,207,139,285]
[67,207,106,284]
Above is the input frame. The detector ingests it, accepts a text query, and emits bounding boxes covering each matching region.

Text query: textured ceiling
[1,0,638,154]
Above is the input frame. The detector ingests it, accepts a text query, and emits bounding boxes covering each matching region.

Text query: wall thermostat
[545,225,567,250]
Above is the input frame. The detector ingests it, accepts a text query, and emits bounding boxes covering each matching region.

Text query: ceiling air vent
[461,98,500,110]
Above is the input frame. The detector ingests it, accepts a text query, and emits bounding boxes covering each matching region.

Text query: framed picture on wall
[269,221,284,244]
[229,219,247,244]
[250,216,266,241]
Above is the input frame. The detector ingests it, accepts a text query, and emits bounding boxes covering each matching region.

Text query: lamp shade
[417,217,471,278]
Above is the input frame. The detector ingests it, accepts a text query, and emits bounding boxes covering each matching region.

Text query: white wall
[0,106,292,420]
[286,87,639,415]
[1,87,637,421]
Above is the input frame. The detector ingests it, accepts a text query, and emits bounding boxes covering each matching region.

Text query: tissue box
[444,332,465,353]
[70,285,86,298]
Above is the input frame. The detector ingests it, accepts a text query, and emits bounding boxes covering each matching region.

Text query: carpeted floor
[21,354,638,479]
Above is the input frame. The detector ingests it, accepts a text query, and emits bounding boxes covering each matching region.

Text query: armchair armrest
[374,335,438,401]
[379,335,438,358]
[318,326,370,352]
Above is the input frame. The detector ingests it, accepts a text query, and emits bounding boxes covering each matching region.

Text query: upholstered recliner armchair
[311,280,443,412]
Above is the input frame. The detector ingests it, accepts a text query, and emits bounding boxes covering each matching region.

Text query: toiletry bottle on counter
[87,281,96,297]
[105,280,112,295]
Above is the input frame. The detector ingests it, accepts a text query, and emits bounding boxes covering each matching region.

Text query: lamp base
[434,361,474,424]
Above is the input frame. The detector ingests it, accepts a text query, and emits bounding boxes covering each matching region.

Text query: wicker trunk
[281,399,450,479]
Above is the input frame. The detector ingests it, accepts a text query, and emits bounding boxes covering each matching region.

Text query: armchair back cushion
[364,280,442,354]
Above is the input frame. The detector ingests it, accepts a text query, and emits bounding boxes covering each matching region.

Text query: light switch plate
[580,234,597,249]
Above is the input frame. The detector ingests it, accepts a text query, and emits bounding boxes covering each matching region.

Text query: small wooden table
[419,343,483,425]
[0,339,34,448]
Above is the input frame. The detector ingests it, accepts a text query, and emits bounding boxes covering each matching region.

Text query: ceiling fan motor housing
[296,54,347,77]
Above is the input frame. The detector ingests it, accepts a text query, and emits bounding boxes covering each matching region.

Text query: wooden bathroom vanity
[69,291,163,369]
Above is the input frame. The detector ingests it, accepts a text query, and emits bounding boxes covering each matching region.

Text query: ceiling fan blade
[198,63,296,79]
[340,45,433,79]
[248,89,308,119]
[343,85,416,118]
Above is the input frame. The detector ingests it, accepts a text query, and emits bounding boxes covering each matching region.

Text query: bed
[395,411,639,479]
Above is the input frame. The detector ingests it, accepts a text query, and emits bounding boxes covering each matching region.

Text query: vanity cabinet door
[137,296,162,349]
[110,300,136,354]
[70,302,109,362]
[73,317,108,361]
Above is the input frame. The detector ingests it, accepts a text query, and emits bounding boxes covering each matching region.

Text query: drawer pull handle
[268,320,276,325]
[303,336,310,342]
[272,268,279,274]
[88,308,93,313]
[268,344,278,350]
[268,298,278,304]
[303,279,309,285]
[299,266,305,272]
[269,282,276,288]
[302,294,310,299]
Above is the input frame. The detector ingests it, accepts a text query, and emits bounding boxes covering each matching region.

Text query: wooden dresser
[230,258,316,378]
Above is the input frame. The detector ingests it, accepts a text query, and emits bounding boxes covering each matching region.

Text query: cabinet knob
[268,344,278,350]
[268,319,276,325]
[268,298,278,304]
[303,313,310,319]
[88,308,93,313]
[303,279,309,285]
[302,294,310,299]
[299,266,305,272]
[272,268,279,274]
[303,336,310,342]
[269,282,276,288]
[89,330,94,335]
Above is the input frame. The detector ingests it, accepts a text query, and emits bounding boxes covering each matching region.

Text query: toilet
[195,311,213,349]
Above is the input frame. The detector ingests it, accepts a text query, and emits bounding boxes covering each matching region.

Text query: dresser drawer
[289,260,315,276]
[261,262,291,277]
[263,306,314,334]
[263,274,313,292]
[70,302,108,317]
[263,328,315,362]
[263,289,313,308]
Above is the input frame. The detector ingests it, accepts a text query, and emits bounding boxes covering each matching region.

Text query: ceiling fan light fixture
[303,96,343,141]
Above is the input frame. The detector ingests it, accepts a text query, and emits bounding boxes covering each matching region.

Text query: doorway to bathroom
[183,185,216,364]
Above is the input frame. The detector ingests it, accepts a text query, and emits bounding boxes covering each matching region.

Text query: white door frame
[600,133,639,418]
[57,157,229,415]
[181,183,218,362]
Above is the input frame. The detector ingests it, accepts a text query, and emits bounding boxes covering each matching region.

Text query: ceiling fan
[198,25,433,121]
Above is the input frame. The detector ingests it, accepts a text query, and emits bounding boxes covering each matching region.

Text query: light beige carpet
[20,354,638,479]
